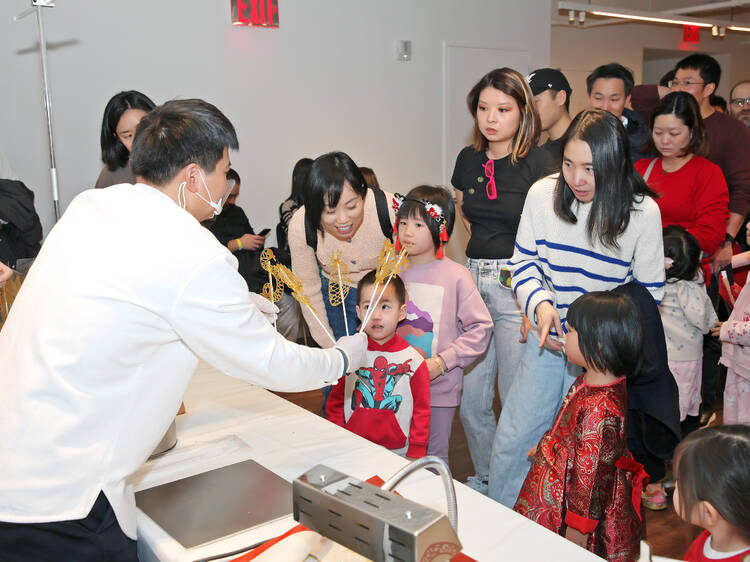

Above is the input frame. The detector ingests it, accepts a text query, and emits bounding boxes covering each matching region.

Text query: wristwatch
[724,232,735,245]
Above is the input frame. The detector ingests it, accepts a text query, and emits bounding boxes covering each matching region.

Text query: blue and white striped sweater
[509,177,665,332]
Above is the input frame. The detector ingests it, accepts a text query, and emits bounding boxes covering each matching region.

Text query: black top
[451,145,557,259]
[540,136,564,161]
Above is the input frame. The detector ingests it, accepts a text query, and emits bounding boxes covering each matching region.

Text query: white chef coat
[0,183,344,539]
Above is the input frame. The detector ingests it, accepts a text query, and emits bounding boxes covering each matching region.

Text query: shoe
[662,474,675,492]
[465,475,489,495]
[642,488,668,511]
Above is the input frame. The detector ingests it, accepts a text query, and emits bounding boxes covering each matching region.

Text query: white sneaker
[465,475,489,495]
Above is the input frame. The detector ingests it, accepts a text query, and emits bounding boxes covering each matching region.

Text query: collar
[367,334,408,352]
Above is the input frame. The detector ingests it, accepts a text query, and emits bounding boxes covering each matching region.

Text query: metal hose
[380,455,458,532]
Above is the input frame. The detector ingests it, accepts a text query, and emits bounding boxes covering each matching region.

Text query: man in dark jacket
[586,63,651,162]
[0,179,43,268]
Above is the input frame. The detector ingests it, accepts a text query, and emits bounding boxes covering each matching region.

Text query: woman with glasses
[452,68,556,495]
[635,92,729,257]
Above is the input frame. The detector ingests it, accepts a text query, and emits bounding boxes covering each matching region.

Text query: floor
[274,387,706,560]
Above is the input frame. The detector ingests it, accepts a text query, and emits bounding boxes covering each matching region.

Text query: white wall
[551,22,750,118]
[1,0,550,240]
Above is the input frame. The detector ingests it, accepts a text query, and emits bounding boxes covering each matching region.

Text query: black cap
[527,68,572,97]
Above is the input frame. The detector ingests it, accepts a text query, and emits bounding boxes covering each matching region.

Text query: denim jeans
[459,258,524,480]
[320,276,359,414]
[488,330,580,507]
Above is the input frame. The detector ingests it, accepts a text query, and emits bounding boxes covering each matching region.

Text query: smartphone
[258,228,271,236]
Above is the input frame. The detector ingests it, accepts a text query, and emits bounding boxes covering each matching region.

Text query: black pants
[0,492,137,562]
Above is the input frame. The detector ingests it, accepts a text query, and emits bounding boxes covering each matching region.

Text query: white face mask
[177,169,228,217]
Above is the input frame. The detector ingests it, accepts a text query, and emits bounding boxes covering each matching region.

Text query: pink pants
[426,406,457,466]
[724,368,750,424]
[668,359,702,421]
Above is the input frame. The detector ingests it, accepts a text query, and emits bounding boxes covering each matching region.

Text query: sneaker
[699,412,717,429]
[465,475,489,495]
[642,488,668,511]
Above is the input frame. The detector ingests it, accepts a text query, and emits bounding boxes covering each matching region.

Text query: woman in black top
[453,67,556,494]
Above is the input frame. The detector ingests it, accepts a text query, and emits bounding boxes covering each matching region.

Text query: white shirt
[0,183,344,539]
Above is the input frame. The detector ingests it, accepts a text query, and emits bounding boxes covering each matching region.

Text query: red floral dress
[514,375,648,562]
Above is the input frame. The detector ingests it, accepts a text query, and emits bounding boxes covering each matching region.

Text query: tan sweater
[288,190,394,347]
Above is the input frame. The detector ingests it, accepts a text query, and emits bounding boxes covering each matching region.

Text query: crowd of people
[2,51,750,562]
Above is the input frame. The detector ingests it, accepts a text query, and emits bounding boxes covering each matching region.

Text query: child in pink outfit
[717,281,750,424]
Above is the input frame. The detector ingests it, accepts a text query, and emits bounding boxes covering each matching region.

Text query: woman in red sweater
[635,92,729,256]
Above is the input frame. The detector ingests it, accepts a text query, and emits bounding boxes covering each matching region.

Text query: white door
[442,43,531,262]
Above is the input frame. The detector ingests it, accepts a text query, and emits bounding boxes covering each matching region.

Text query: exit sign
[231,0,279,27]
[683,25,700,42]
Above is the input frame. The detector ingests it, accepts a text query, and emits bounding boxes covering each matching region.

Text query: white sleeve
[170,253,344,391]
[632,199,666,304]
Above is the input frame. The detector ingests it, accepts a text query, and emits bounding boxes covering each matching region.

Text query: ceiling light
[589,10,713,27]
[578,11,586,23]
[569,9,575,22]
[712,24,719,36]
[720,26,726,37]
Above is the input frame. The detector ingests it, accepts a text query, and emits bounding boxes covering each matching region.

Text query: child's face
[397,214,435,262]
[564,326,586,368]
[357,282,407,344]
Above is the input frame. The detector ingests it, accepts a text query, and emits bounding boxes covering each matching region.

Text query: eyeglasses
[668,79,706,88]
[483,159,497,200]
[730,97,750,108]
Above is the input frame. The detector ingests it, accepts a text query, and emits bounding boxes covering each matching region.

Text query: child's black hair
[674,425,750,544]
[566,291,644,379]
[357,269,406,307]
[663,225,702,281]
[396,185,455,251]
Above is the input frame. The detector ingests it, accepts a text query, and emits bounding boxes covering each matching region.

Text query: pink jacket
[720,282,750,380]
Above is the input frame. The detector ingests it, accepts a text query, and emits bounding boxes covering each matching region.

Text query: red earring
[393,224,402,251]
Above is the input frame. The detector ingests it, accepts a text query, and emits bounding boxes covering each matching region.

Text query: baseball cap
[527,68,572,97]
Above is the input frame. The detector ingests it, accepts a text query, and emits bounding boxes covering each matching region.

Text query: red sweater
[635,155,729,254]
[684,530,750,561]
[632,84,750,218]
[326,334,430,457]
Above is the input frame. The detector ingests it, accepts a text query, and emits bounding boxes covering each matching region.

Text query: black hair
[660,69,676,88]
[566,291,644,378]
[554,110,657,248]
[130,99,238,187]
[360,167,380,189]
[674,425,750,544]
[663,225,702,282]
[290,158,312,206]
[357,269,406,307]
[643,91,708,158]
[676,53,722,88]
[466,68,540,164]
[710,94,727,112]
[396,185,455,252]
[100,90,156,172]
[550,88,571,113]
[227,168,241,185]
[586,63,635,97]
[304,152,367,235]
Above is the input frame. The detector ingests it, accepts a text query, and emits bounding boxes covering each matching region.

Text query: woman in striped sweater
[488,109,666,507]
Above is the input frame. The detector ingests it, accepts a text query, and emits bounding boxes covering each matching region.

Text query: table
[132,361,604,561]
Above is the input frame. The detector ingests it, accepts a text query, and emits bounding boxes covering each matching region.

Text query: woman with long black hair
[492,109,666,507]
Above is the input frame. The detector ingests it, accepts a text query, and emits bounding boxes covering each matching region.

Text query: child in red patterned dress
[675,425,750,562]
[514,292,648,561]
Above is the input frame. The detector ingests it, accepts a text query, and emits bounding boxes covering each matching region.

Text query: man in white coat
[0,99,366,560]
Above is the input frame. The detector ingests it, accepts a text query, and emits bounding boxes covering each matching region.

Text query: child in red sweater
[675,425,750,562]
[325,271,430,458]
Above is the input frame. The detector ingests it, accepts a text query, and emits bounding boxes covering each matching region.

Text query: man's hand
[335,332,368,374]
[535,301,564,351]
[710,243,733,274]
[248,291,279,324]
[0,262,12,289]
[241,233,265,251]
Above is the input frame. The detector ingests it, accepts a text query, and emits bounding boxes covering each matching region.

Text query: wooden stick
[360,275,394,333]
[337,263,349,336]
[306,302,337,345]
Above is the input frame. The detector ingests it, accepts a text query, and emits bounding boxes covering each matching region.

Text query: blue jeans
[320,276,358,415]
[488,330,580,507]
[459,258,524,480]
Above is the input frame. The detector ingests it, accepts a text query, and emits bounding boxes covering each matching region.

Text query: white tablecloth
[131,362,602,561]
